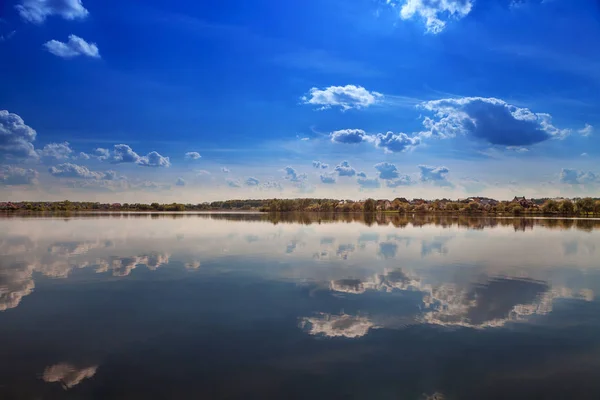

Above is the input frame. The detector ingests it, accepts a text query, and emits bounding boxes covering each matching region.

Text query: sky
[1,0,600,202]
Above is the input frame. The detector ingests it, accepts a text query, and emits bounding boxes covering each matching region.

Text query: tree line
[1,197,600,216]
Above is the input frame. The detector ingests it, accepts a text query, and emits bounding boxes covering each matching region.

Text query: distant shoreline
[1,197,599,217]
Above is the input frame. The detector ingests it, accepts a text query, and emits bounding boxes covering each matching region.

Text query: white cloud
[44,35,100,59]
[226,179,241,188]
[302,85,383,111]
[579,123,593,136]
[300,313,377,338]
[334,160,356,177]
[97,145,170,167]
[312,160,328,169]
[185,151,201,160]
[374,162,399,180]
[1,166,39,185]
[390,0,474,34]
[221,167,230,173]
[175,177,186,186]
[331,129,419,153]
[330,128,373,144]
[320,174,336,184]
[138,151,171,167]
[16,0,88,23]
[76,151,91,160]
[419,165,452,186]
[94,148,110,160]
[245,177,260,186]
[420,97,574,146]
[0,110,38,160]
[386,175,414,187]
[283,166,307,182]
[559,168,599,185]
[375,131,421,153]
[37,141,73,160]
[48,163,120,181]
[42,363,97,389]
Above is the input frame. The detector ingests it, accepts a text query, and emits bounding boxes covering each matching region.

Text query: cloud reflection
[300,313,377,338]
[42,363,98,389]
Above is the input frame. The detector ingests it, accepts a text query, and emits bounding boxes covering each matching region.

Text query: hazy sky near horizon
[1,0,600,202]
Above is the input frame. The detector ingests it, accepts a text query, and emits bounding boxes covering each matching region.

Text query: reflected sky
[1,214,600,399]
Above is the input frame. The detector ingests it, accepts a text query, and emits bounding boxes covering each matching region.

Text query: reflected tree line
[2,211,600,231]
[2,197,600,215]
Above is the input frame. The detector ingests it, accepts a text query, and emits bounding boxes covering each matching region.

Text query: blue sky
[1,0,600,202]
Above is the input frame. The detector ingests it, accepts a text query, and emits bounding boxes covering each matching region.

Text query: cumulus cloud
[320,174,336,184]
[420,97,575,146]
[175,177,186,186]
[98,145,170,167]
[389,0,473,34]
[44,35,100,59]
[103,253,170,276]
[226,179,241,188]
[579,124,593,137]
[0,110,38,160]
[312,160,328,169]
[48,163,119,181]
[0,262,35,311]
[221,167,230,173]
[375,131,421,153]
[76,151,91,160]
[334,161,356,177]
[357,171,367,178]
[37,141,73,160]
[419,165,452,186]
[283,166,307,182]
[185,151,201,160]
[1,166,39,185]
[357,176,381,189]
[330,129,372,144]
[330,279,365,294]
[559,168,599,185]
[421,277,556,328]
[386,175,413,187]
[42,363,97,389]
[300,313,377,338]
[331,129,419,152]
[374,162,399,180]
[245,177,260,186]
[112,144,141,163]
[16,0,88,23]
[94,148,110,160]
[138,151,171,167]
[302,85,383,111]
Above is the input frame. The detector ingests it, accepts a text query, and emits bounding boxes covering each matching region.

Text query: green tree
[576,198,595,214]
[559,199,575,215]
[364,198,375,213]
[542,199,558,214]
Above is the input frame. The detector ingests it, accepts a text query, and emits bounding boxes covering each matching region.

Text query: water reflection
[42,363,98,390]
[0,213,599,399]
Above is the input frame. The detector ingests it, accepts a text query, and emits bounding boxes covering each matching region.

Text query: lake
[1,213,600,399]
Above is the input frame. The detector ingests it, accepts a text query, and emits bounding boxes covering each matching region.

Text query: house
[512,196,534,209]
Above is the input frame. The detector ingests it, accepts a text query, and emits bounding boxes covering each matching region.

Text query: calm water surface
[1,213,600,399]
